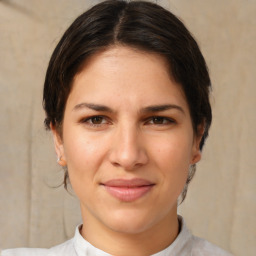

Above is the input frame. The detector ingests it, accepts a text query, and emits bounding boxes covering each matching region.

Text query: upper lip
[102,178,154,187]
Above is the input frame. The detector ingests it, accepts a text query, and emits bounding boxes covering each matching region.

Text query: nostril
[108,134,149,170]
[112,161,121,167]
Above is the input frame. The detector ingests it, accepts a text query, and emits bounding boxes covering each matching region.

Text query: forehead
[68,46,188,111]
[77,46,171,78]
[74,46,173,84]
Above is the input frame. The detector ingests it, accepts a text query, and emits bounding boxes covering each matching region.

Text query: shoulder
[1,239,75,256]
[191,235,234,256]
[1,248,48,256]
[176,216,233,256]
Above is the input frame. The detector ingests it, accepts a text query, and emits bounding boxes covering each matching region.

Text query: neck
[80,207,179,256]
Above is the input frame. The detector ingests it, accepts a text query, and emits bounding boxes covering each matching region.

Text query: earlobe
[57,155,67,167]
[50,123,67,166]
[191,123,204,165]
[191,151,202,165]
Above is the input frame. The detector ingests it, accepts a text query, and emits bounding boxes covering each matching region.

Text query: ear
[50,123,67,166]
[191,123,204,165]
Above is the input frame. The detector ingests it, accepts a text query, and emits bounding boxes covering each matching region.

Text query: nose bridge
[109,120,147,170]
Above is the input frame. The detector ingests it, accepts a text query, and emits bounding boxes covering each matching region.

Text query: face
[53,46,202,236]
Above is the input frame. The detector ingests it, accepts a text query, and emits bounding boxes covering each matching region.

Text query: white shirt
[1,217,233,256]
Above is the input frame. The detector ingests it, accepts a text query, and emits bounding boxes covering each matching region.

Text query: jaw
[80,201,179,256]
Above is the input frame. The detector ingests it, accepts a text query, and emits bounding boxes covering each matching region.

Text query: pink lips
[102,178,154,202]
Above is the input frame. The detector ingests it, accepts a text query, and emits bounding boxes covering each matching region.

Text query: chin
[103,208,159,235]
[109,220,153,235]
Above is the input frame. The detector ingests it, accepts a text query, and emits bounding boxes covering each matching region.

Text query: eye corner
[144,116,176,126]
[78,115,112,127]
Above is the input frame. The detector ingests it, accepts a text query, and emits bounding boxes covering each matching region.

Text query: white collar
[73,216,193,256]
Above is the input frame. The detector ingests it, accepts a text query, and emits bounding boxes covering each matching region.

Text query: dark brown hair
[43,0,212,202]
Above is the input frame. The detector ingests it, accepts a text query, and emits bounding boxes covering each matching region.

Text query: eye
[80,115,109,126]
[146,116,175,125]
[89,116,105,124]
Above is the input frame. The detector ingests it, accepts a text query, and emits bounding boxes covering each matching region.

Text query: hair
[43,0,212,203]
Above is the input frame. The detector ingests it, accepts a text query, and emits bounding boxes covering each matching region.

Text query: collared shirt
[1,217,233,256]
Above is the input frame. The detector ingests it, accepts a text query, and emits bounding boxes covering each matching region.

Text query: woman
[2,0,233,255]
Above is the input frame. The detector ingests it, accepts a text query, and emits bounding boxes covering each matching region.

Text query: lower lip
[104,185,153,202]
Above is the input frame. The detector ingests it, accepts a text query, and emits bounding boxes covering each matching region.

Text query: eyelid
[79,115,111,126]
[144,116,176,125]
[78,115,176,127]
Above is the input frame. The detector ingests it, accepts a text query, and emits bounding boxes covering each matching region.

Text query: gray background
[0,0,255,255]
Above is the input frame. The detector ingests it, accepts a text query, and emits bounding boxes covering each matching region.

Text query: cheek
[153,132,193,167]
[66,138,94,166]
[62,130,107,185]
[150,133,193,189]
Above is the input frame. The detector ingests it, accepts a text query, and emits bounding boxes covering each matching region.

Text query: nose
[108,123,148,171]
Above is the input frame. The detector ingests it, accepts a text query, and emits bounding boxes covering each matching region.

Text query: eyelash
[80,115,110,127]
[145,116,176,125]
[80,115,176,128]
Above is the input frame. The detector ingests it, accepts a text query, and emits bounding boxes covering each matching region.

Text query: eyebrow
[73,103,114,112]
[141,104,185,114]
[73,102,184,114]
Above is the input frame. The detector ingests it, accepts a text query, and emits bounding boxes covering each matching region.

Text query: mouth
[101,178,155,202]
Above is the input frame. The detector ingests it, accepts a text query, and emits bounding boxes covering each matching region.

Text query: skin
[52,46,203,256]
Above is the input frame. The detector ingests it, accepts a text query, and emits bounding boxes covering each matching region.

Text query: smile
[101,178,155,202]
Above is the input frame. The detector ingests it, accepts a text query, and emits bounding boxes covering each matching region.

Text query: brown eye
[81,115,109,126]
[91,116,104,124]
[146,116,175,125]
[152,117,165,124]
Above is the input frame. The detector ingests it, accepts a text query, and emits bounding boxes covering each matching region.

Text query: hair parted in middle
[43,0,212,203]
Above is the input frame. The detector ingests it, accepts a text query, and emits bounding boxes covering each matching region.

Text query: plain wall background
[0,0,255,255]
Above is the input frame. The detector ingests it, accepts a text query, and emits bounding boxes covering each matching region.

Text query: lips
[101,178,155,202]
